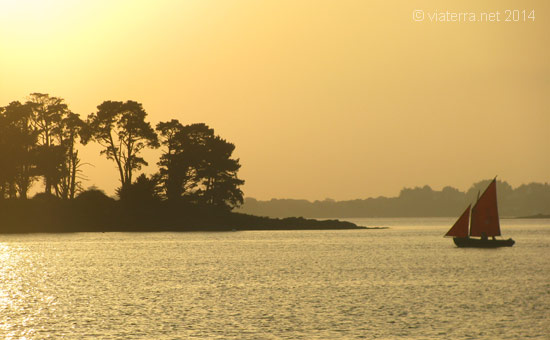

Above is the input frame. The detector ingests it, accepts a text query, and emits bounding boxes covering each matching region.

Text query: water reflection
[0,223,548,339]
[0,243,27,338]
[0,242,59,339]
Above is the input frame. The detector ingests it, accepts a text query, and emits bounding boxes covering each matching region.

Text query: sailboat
[445,178,515,248]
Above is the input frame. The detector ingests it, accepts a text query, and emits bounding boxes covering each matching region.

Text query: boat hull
[453,237,515,248]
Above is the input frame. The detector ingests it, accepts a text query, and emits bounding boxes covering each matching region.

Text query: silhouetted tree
[0,105,18,198]
[26,93,87,199]
[56,112,87,199]
[75,187,116,223]
[85,100,159,188]
[76,187,114,203]
[156,119,182,156]
[117,173,162,203]
[27,93,68,195]
[156,122,244,209]
[156,119,188,200]
[198,135,244,208]
[0,101,38,199]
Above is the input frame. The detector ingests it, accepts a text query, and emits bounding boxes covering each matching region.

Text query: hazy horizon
[2,0,548,201]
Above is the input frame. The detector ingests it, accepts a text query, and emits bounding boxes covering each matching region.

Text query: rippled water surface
[0,218,549,339]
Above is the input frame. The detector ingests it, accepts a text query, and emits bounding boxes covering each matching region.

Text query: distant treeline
[239,180,550,218]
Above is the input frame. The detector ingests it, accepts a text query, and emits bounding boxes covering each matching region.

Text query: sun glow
[1,0,549,200]
[1,0,71,28]
[0,0,86,51]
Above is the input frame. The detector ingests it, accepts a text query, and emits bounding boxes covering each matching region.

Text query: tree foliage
[0,101,37,198]
[85,101,159,187]
[57,112,87,199]
[27,93,67,194]
[25,93,86,198]
[2,94,246,212]
[156,121,244,209]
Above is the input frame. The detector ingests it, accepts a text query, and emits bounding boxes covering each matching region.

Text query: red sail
[470,179,501,237]
[445,205,470,237]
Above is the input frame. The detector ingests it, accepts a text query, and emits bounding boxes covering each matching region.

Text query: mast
[469,178,501,237]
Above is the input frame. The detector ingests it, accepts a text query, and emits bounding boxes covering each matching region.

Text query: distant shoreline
[514,213,550,219]
[238,180,550,219]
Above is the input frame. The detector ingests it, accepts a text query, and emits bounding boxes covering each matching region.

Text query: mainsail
[445,205,470,237]
[469,179,501,237]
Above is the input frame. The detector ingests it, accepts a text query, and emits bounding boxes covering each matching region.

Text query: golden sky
[1,0,548,200]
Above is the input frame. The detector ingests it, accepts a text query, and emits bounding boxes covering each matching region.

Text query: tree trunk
[8,182,17,199]
[69,151,78,199]
[108,132,126,186]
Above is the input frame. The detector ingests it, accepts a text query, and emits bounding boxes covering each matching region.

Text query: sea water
[0,218,548,339]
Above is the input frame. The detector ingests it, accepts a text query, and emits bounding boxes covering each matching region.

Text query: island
[0,95,381,233]
[0,194,371,233]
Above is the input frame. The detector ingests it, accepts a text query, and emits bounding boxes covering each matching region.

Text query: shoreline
[0,199,374,233]
[514,213,550,219]
[0,226,382,235]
